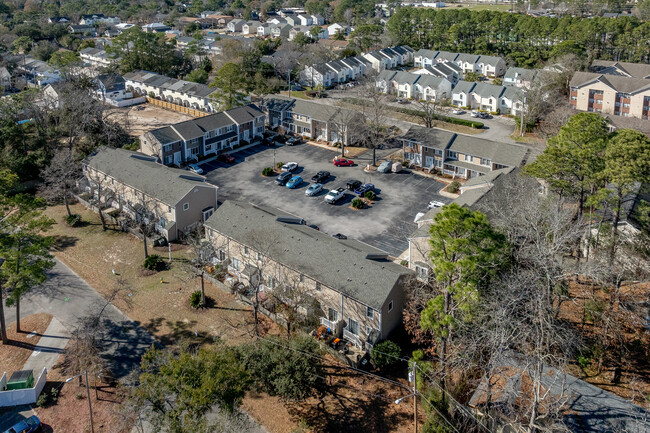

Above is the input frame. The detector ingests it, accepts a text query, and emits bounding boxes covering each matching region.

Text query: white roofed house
[471,82,506,112]
[83,147,218,241]
[327,23,350,37]
[451,80,477,108]
[299,64,333,88]
[257,23,272,36]
[123,70,219,112]
[296,14,313,25]
[477,55,506,78]
[227,18,245,32]
[503,67,536,88]
[455,53,480,74]
[413,49,439,68]
[242,21,261,35]
[363,51,390,72]
[414,74,452,102]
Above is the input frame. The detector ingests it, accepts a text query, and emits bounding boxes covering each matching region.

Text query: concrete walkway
[22,317,70,373]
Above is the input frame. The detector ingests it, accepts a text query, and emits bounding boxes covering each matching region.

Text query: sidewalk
[22,318,70,373]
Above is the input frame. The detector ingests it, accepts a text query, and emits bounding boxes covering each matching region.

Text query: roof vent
[276,217,305,225]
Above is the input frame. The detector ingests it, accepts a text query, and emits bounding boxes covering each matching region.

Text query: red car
[333,158,354,167]
[218,154,235,164]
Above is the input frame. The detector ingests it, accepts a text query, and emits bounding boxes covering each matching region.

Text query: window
[480,158,490,166]
[388,300,393,312]
[183,203,189,211]
[266,275,277,289]
[366,326,373,336]
[244,246,250,256]
[366,307,374,319]
[299,274,305,283]
[315,282,322,292]
[202,207,214,222]
[448,151,458,160]
[218,249,226,261]
[257,252,263,262]
[415,265,428,280]
[347,318,359,335]
[232,257,240,271]
[328,308,338,322]
[464,154,472,162]
[163,144,173,153]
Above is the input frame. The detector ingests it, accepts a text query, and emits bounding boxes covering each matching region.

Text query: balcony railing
[343,329,363,348]
[320,317,335,330]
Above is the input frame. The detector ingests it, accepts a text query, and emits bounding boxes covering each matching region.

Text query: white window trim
[183,203,190,211]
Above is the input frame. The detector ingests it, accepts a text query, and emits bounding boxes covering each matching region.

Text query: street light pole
[395,361,418,433]
[67,371,95,433]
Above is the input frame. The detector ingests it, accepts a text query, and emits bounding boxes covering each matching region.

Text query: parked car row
[471,110,491,119]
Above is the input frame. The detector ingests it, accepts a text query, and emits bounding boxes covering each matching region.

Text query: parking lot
[200,143,448,256]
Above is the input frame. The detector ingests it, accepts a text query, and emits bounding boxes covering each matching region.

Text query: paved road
[6,259,155,379]
[201,144,448,256]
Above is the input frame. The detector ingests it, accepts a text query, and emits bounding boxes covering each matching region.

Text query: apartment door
[173,151,181,166]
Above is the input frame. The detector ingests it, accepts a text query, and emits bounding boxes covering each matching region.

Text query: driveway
[201,144,448,256]
[5,259,156,379]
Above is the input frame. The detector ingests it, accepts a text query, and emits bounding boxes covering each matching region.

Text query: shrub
[262,167,275,176]
[189,290,205,309]
[65,213,82,227]
[123,139,140,151]
[365,191,376,200]
[276,161,284,169]
[402,160,408,167]
[371,340,401,369]
[447,181,460,194]
[143,254,164,271]
[351,198,364,209]
[37,387,59,407]
[400,259,408,267]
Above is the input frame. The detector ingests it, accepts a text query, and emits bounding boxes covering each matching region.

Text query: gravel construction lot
[201,143,448,256]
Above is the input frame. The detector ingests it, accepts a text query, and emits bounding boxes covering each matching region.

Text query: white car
[186,163,203,174]
[452,109,464,115]
[428,200,445,209]
[305,183,323,196]
[281,162,298,172]
[470,110,479,118]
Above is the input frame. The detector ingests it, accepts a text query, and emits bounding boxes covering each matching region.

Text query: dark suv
[275,172,292,185]
[346,179,362,191]
[311,171,330,183]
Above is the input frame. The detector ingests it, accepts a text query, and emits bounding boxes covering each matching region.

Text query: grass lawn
[45,203,263,347]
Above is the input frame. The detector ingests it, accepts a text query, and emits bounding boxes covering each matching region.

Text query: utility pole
[520,94,527,137]
[413,362,418,433]
[85,370,95,433]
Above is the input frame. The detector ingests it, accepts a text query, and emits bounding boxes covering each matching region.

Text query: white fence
[0,368,47,407]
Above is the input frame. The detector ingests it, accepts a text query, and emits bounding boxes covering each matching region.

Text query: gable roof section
[591,60,650,79]
[570,71,650,94]
[448,134,528,167]
[453,80,477,94]
[457,53,480,64]
[415,74,448,89]
[477,55,503,66]
[401,126,456,150]
[204,201,412,309]
[84,147,215,206]
[435,51,459,62]
[472,82,506,100]
[260,95,360,125]
[224,104,264,124]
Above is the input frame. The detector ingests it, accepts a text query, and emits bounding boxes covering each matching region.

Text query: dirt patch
[0,313,53,375]
[107,104,194,137]
[36,375,126,433]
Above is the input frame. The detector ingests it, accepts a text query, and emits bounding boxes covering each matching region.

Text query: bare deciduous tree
[39,148,81,217]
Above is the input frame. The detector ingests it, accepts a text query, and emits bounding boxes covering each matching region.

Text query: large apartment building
[401,126,528,179]
[569,71,650,120]
[140,104,265,166]
[204,201,413,349]
[259,96,363,145]
[83,147,218,241]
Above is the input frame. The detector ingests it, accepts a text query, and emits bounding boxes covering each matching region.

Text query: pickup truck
[325,187,345,204]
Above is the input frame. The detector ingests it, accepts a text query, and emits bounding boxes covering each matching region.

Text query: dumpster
[6,370,34,390]
[391,162,403,173]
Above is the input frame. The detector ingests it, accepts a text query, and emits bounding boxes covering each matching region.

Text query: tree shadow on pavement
[140,317,214,348]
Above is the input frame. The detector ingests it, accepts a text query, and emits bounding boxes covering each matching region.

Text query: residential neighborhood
[0,3,649,433]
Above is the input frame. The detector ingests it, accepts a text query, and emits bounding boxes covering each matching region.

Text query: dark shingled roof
[204,201,412,309]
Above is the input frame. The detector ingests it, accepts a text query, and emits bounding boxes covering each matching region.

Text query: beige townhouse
[204,201,413,350]
[401,125,528,179]
[569,71,650,120]
[83,147,218,241]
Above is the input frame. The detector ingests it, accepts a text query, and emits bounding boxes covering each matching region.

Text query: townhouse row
[83,147,219,242]
[413,49,507,78]
[140,104,266,166]
[298,45,414,87]
[400,125,528,179]
[123,70,220,112]
[570,60,650,120]
[377,70,452,102]
[204,200,414,350]
[259,95,363,145]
